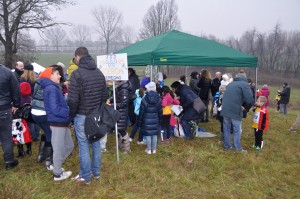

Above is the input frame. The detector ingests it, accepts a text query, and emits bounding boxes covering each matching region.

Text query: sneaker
[255,146,262,151]
[235,149,248,153]
[101,148,108,153]
[72,174,91,184]
[90,172,100,180]
[137,141,146,145]
[53,171,72,181]
[145,149,151,154]
[152,149,157,154]
[129,138,133,142]
[47,164,65,172]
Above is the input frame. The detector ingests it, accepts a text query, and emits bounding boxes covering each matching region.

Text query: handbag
[193,97,207,114]
[16,103,35,123]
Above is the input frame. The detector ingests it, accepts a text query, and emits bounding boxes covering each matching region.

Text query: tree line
[0,0,299,75]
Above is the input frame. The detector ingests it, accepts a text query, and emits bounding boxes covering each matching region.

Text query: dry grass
[0,87,299,199]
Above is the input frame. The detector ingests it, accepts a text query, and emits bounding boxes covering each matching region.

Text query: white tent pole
[255,67,258,102]
[113,81,120,163]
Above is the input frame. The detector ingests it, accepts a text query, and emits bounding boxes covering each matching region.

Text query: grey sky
[37,0,300,40]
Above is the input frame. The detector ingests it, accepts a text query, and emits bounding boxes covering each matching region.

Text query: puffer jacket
[31,79,45,111]
[0,65,20,110]
[68,55,108,118]
[260,86,270,106]
[138,91,162,136]
[197,78,212,100]
[175,84,201,121]
[40,78,70,126]
[221,76,254,121]
[113,81,131,134]
[279,85,290,104]
[162,93,180,115]
[189,78,200,95]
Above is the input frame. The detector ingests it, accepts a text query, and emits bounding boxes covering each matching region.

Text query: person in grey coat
[221,72,254,152]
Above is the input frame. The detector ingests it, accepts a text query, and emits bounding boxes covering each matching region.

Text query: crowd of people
[0,46,294,184]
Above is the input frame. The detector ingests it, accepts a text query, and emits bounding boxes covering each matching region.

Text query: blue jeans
[146,135,157,150]
[223,116,242,150]
[180,119,192,138]
[32,114,52,143]
[74,114,102,181]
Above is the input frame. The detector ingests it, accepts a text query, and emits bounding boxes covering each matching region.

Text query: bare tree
[70,24,91,46]
[92,5,123,54]
[43,27,67,53]
[112,25,135,50]
[139,0,181,39]
[0,0,74,68]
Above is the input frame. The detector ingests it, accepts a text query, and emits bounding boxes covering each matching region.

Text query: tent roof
[115,30,257,67]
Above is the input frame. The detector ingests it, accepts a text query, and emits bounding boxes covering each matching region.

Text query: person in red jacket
[252,96,269,150]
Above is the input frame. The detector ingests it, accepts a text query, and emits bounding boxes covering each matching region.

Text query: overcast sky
[35,0,300,41]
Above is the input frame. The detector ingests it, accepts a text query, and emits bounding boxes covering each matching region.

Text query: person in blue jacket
[138,82,162,154]
[40,66,74,181]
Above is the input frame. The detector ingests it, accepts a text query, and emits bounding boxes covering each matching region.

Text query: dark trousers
[130,115,143,142]
[32,114,52,144]
[0,109,14,162]
[200,99,209,121]
[162,115,171,139]
[128,100,136,125]
[254,129,263,148]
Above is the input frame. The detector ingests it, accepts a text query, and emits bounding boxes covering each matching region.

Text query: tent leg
[255,67,258,102]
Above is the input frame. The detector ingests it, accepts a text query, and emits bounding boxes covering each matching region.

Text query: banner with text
[97,53,128,81]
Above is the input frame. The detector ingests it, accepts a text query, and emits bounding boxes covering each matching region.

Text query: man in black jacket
[68,47,108,184]
[0,64,20,169]
[13,61,24,82]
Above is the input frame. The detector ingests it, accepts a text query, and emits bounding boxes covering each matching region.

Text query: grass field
[0,84,299,199]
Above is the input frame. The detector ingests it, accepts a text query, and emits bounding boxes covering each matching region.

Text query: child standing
[40,66,74,181]
[129,88,146,144]
[252,96,269,150]
[161,86,180,143]
[138,82,162,154]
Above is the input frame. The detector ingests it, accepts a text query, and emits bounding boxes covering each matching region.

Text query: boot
[119,133,130,154]
[44,146,53,169]
[17,144,25,158]
[36,136,46,163]
[26,142,32,155]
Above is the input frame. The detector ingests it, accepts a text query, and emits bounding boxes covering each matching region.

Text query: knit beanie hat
[20,82,31,96]
[145,82,156,92]
[221,74,230,86]
[24,64,34,71]
[39,67,53,79]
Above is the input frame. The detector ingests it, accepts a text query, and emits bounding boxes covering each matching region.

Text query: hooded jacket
[221,76,254,121]
[68,55,108,118]
[138,91,162,136]
[279,84,291,104]
[40,78,70,126]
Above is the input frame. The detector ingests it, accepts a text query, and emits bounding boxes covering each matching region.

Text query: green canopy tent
[115,30,257,67]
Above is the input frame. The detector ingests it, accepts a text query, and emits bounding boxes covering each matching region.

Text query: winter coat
[279,85,291,104]
[134,89,145,115]
[0,65,20,110]
[189,78,200,95]
[31,79,45,111]
[252,105,269,131]
[221,76,254,121]
[40,78,70,126]
[113,81,131,133]
[68,55,108,118]
[129,73,140,95]
[14,68,23,83]
[197,78,212,100]
[211,77,222,97]
[175,84,201,121]
[162,93,180,115]
[261,86,270,106]
[138,91,162,136]
[67,58,78,80]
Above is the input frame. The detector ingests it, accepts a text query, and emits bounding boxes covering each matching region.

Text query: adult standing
[189,71,200,95]
[211,71,222,97]
[0,64,20,169]
[68,47,108,184]
[197,69,212,122]
[13,61,24,82]
[221,72,254,152]
[128,68,140,126]
[170,81,201,139]
[278,82,291,115]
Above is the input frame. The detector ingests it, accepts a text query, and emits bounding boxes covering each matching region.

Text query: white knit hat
[221,74,229,86]
[145,82,156,92]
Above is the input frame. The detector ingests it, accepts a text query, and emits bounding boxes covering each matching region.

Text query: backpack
[74,70,121,143]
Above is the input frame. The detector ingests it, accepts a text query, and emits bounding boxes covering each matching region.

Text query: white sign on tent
[97,53,128,81]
